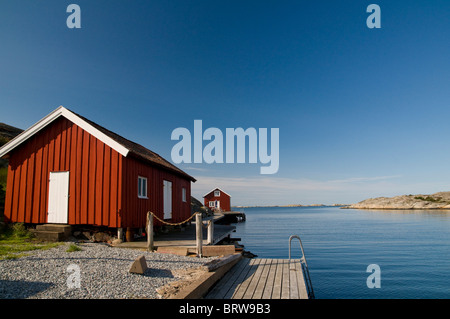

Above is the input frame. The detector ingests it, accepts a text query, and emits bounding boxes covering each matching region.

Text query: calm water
[231,206,450,299]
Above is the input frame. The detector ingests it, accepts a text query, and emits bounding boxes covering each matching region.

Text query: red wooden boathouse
[203,188,231,212]
[0,106,196,231]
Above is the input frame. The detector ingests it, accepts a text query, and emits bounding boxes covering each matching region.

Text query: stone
[82,231,92,240]
[92,232,112,243]
[111,238,123,246]
[129,255,148,275]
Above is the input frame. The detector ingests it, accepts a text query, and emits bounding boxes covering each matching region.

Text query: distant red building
[203,188,231,212]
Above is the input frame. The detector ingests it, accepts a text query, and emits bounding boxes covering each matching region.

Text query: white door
[163,180,172,219]
[216,200,220,209]
[47,171,69,224]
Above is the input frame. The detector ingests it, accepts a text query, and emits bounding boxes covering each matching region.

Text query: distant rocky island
[346,191,450,210]
[233,204,346,208]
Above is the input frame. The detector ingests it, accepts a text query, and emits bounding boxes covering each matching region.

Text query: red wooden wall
[4,117,123,227]
[121,156,192,228]
[204,189,231,211]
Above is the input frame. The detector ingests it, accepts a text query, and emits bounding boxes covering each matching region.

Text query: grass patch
[0,166,7,187]
[66,243,82,252]
[0,223,62,260]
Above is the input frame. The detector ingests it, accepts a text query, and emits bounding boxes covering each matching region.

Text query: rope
[146,211,201,226]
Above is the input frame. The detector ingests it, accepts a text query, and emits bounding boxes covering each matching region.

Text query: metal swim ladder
[289,235,315,299]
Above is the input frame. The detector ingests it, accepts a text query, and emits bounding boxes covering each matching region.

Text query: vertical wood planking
[25,147,35,223]
[109,150,119,227]
[17,151,28,223]
[65,123,72,170]
[47,127,54,172]
[87,134,96,225]
[117,155,122,227]
[68,122,78,224]
[53,121,61,170]
[60,120,67,170]
[102,146,111,226]
[75,124,83,224]
[120,153,127,227]
[95,140,104,226]
[80,130,90,224]
[40,129,49,223]
[32,134,43,224]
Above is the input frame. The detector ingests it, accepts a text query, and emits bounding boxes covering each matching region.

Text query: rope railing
[146,211,201,226]
[145,211,212,257]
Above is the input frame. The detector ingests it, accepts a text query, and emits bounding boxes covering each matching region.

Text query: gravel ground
[0,242,215,299]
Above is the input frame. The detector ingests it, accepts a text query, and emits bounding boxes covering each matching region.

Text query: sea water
[231,206,450,299]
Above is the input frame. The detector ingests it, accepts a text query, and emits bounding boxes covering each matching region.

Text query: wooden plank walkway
[205,258,309,299]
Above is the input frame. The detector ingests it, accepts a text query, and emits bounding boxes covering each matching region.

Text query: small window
[209,201,215,207]
[214,190,220,197]
[182,187,187,202]
[138,176,148,198]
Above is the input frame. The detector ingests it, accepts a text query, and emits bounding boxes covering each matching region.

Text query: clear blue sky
[1,1,449,205]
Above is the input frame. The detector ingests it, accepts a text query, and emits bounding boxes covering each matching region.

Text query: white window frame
[209,201,215,208]
[214,190,220,197]
[138,176,148,199]
[182,187,187,202]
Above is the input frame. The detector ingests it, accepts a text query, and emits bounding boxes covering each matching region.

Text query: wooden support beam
[201,245,236,257]
[207,220,214,245]
[196,213,203,257]
[147,212,154,251]
[201,253,242,272]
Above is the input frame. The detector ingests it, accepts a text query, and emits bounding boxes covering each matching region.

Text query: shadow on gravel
[0,279,54,299]
[138,268,174,278]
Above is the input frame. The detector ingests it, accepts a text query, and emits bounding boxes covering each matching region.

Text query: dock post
[196,213,203,257]
[147,212,154,251]
[207,220,214,245]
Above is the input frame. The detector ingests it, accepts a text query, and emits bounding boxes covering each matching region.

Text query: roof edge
[127,152,197,182]
[0,106,130,158]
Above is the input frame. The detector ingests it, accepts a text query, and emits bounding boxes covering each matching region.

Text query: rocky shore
[346,191,450,210]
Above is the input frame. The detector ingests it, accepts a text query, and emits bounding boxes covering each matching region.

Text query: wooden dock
[114,223,236,255]
[205,258,309,299]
